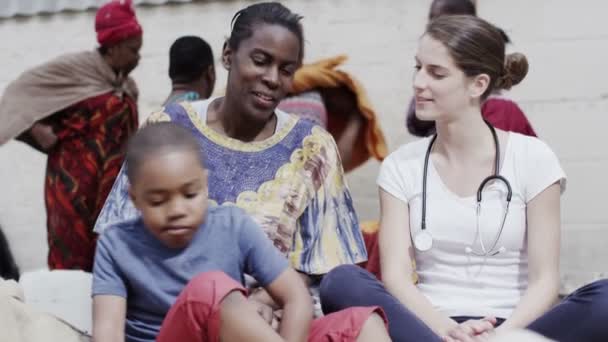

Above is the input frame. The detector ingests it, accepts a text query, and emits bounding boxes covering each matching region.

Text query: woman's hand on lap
[442,316,496,341]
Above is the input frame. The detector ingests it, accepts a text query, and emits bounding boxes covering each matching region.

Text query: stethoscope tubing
[418,121,513,256]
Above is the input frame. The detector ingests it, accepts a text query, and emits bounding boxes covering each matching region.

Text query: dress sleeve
[93,108,175,234]
[288,127,367,275]
[239,211,290,287]
[93,164,138,234]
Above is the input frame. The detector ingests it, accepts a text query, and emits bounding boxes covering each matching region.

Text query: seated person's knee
[220,290,248,311]
[321,264,363,293]
[320,264,369,309]
[182,271,243,303]
[357,312,390,342]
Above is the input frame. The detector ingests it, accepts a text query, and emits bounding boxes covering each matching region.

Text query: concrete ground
[0,0,607,292]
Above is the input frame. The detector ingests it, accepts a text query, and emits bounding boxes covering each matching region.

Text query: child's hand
[248,289,284,332]
[249,287,279,309]
[247,297,274,324]
[271,309,283,331]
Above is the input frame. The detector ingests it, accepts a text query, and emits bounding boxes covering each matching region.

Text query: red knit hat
[95,0,143,47]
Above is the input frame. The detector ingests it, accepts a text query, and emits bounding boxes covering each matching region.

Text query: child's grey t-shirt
[92,205,289,342]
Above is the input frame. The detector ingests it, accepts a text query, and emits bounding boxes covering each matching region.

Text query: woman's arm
[498,182,561,331]
[15,122,58,152]
[92,295,126,342]
[265,268,314,342]
[378,188,458,336]
[335,113,363,172]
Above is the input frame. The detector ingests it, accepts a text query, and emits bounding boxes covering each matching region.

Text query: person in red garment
[277,55,388,173]
[0,0,142,271]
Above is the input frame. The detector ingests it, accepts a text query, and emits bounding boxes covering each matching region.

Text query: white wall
[0,0,606,292]
[0,0,194,18]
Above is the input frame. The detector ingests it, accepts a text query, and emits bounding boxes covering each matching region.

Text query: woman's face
[108,35,142,76]
[223,23,301,122]
[413,34,478,122]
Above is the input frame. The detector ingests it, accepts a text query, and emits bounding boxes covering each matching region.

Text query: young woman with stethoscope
[319,15,608,342]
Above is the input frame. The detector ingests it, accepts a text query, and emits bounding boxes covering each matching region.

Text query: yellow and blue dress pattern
[94,99,367,275]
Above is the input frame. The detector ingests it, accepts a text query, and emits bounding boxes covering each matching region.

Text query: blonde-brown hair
[425,15,528,99]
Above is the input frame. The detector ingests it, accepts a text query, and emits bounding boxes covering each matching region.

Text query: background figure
[164,35,216,105]
[277,55,387,172]
[428,0,476,19]
[0,0,142,271]
[406,0,537,138]
[0,224,20,281]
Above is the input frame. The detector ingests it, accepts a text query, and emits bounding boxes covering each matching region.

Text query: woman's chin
[414,106,438,122]
[414,112,437,122]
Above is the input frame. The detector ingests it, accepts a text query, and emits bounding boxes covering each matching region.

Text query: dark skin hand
[30,122,58,151]
[248,272,314,330]
[320,86,364,172]
[16,122,58,153]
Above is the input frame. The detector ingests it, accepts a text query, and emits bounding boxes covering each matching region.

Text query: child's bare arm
[92,295,126,342]
[265,268,313,342]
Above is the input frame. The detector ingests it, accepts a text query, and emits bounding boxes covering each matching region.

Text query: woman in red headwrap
[0,0,143,271]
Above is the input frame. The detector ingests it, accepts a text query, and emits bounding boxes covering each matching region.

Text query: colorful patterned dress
[95,98,366,275]
[45,92,137,271]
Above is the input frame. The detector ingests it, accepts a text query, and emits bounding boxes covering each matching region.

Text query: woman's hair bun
[496,52,528,90]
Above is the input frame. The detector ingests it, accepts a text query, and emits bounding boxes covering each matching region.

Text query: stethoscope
[414,121,513,256]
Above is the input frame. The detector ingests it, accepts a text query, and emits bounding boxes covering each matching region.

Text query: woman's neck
[168,87,192,97]
[434,108,494,164]
[101,53,121,76]
[167,86,196,100]
[210,97,277,142]
[170,79,209,100]
[171,84,195,93]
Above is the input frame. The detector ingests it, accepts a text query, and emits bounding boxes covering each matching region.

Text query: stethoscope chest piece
[414,230,433,252]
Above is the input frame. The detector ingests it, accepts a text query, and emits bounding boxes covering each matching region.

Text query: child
[92,122,388,342]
